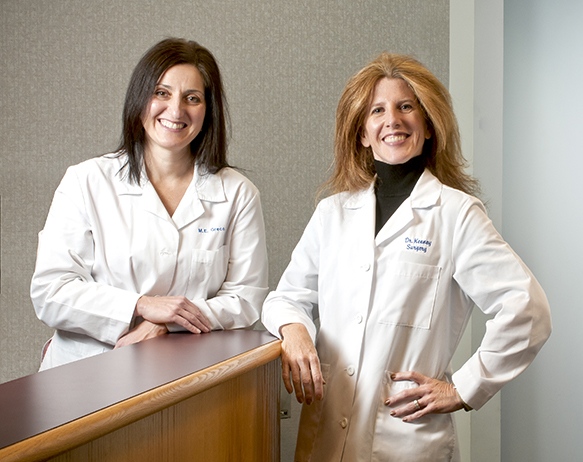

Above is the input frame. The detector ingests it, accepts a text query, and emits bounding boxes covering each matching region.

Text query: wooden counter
[0,330,281,461]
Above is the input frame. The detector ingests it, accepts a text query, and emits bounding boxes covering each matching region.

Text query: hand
[384,371,464,422]
[115,319,168,349]
[279,323,324,405]
[135,295,212,334]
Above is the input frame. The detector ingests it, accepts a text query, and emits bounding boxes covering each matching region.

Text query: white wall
[470,1,506,460]
[502,0,583,460]
[451,1,505,460]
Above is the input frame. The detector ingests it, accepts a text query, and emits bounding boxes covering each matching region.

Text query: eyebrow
[156,83,204,94]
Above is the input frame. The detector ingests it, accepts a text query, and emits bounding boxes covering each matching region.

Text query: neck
[374,156,425,196]
[144,147,195,183]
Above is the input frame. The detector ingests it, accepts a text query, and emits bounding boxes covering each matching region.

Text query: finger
[301,367,316,405]
[390,398,424,420]
[281,360,294,395]
[172,314,203,334]
[385,386,422,407]
[177,309,211,333]
[195,312,212,331]
[309,361,325,401]
[290,366,306,404]
[391,370,424,384]
[181,303,212,332]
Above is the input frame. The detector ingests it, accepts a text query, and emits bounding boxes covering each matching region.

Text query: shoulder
[317,185,374,213]
[218,167,258,187]
[215,167,261,198]
[64,153,127,181]
[57,153,133,196]
[415,170,484,212]
[195,166,262,208]
[441,183,485,213]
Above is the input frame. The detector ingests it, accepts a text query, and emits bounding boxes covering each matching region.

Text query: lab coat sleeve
[451,197,552,410]
[261,205,321,343]
[30,166,141,346]
[186,190,269,330]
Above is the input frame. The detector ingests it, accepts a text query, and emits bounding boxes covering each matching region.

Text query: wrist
[454,386,473,412]
[279,323,306,339]
[135,295,151,317]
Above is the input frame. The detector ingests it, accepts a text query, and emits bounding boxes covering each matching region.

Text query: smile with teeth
[383,134,408,143]
[160,119,187,130]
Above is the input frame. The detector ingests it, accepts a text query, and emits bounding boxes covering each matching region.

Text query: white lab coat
[262,170,551,462]
[32,153,268,370]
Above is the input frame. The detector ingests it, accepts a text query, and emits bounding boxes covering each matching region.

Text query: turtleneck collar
[373,155,425,236]
[374,155,426,197]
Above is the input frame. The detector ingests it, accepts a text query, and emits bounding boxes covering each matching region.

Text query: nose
[384,107,401,128]
[168,96,184,118]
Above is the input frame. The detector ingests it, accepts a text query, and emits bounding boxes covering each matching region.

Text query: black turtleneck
[374,156,425,236]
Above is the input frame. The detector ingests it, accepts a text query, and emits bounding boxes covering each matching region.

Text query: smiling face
[361,77,430,165]
[141,64,207,158]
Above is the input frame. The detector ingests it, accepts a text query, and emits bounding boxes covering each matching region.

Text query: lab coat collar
[409,169,442,209]
[340,169,442,245]
[193,166,227,203]
[116,163,227,230]
[376,169,442,244]
[170,165,227,229]
[341,169,442,210]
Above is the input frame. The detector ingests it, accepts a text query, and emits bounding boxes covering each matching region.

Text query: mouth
[159,119,187,130]
[382,134,408,144]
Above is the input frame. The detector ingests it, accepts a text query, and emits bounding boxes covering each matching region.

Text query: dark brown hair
[117,38,230,184]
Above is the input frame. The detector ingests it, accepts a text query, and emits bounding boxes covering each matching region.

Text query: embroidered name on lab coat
[198,226,226,233]
[405,237,432,253]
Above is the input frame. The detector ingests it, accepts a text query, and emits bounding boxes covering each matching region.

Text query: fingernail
[390,373,396,380]
[390,410,396,417]
[384,399,391,406]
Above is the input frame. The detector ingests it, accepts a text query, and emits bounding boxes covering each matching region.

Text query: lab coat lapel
[139,182,172,221]
[115,165,226,229]
[113,170,173,221]
[172,167,226,230]
[374,170,441,246]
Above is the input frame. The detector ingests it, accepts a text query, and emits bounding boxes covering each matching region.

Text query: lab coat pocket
[381,370,419,403]
[187,246,228,296]
[374,370,457,461]
[378,261,441,329]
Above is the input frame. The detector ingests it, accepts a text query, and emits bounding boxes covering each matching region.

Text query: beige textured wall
[0,0,447,438]
[1,1,448,458]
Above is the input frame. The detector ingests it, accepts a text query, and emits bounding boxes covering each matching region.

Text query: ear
[360,131,371,148]
[423,118,432,140]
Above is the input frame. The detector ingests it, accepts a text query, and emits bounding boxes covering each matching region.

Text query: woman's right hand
[279,323,324,405]
[135,295,212,334]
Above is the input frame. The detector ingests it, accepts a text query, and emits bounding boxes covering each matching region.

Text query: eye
[400,103,414,112]
[185,94,203,104]
[154,88,169,98]
[371,106,384,115]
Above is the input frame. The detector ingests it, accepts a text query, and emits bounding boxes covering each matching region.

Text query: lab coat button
[340,417,348,428]
[356,315,363,324]
[346,365,355,376]
[360,262,371,271]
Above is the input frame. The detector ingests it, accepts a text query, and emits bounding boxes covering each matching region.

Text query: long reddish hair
[321,53,479,197]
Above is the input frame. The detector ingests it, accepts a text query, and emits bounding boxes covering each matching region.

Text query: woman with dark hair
[262,52,551,461]
[31,38,268,370]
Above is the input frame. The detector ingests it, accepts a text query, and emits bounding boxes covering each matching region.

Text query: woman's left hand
[114,319,168,349]
[384,371,464,422]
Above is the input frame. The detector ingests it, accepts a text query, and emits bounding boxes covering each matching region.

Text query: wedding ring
[413,399,421,410]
